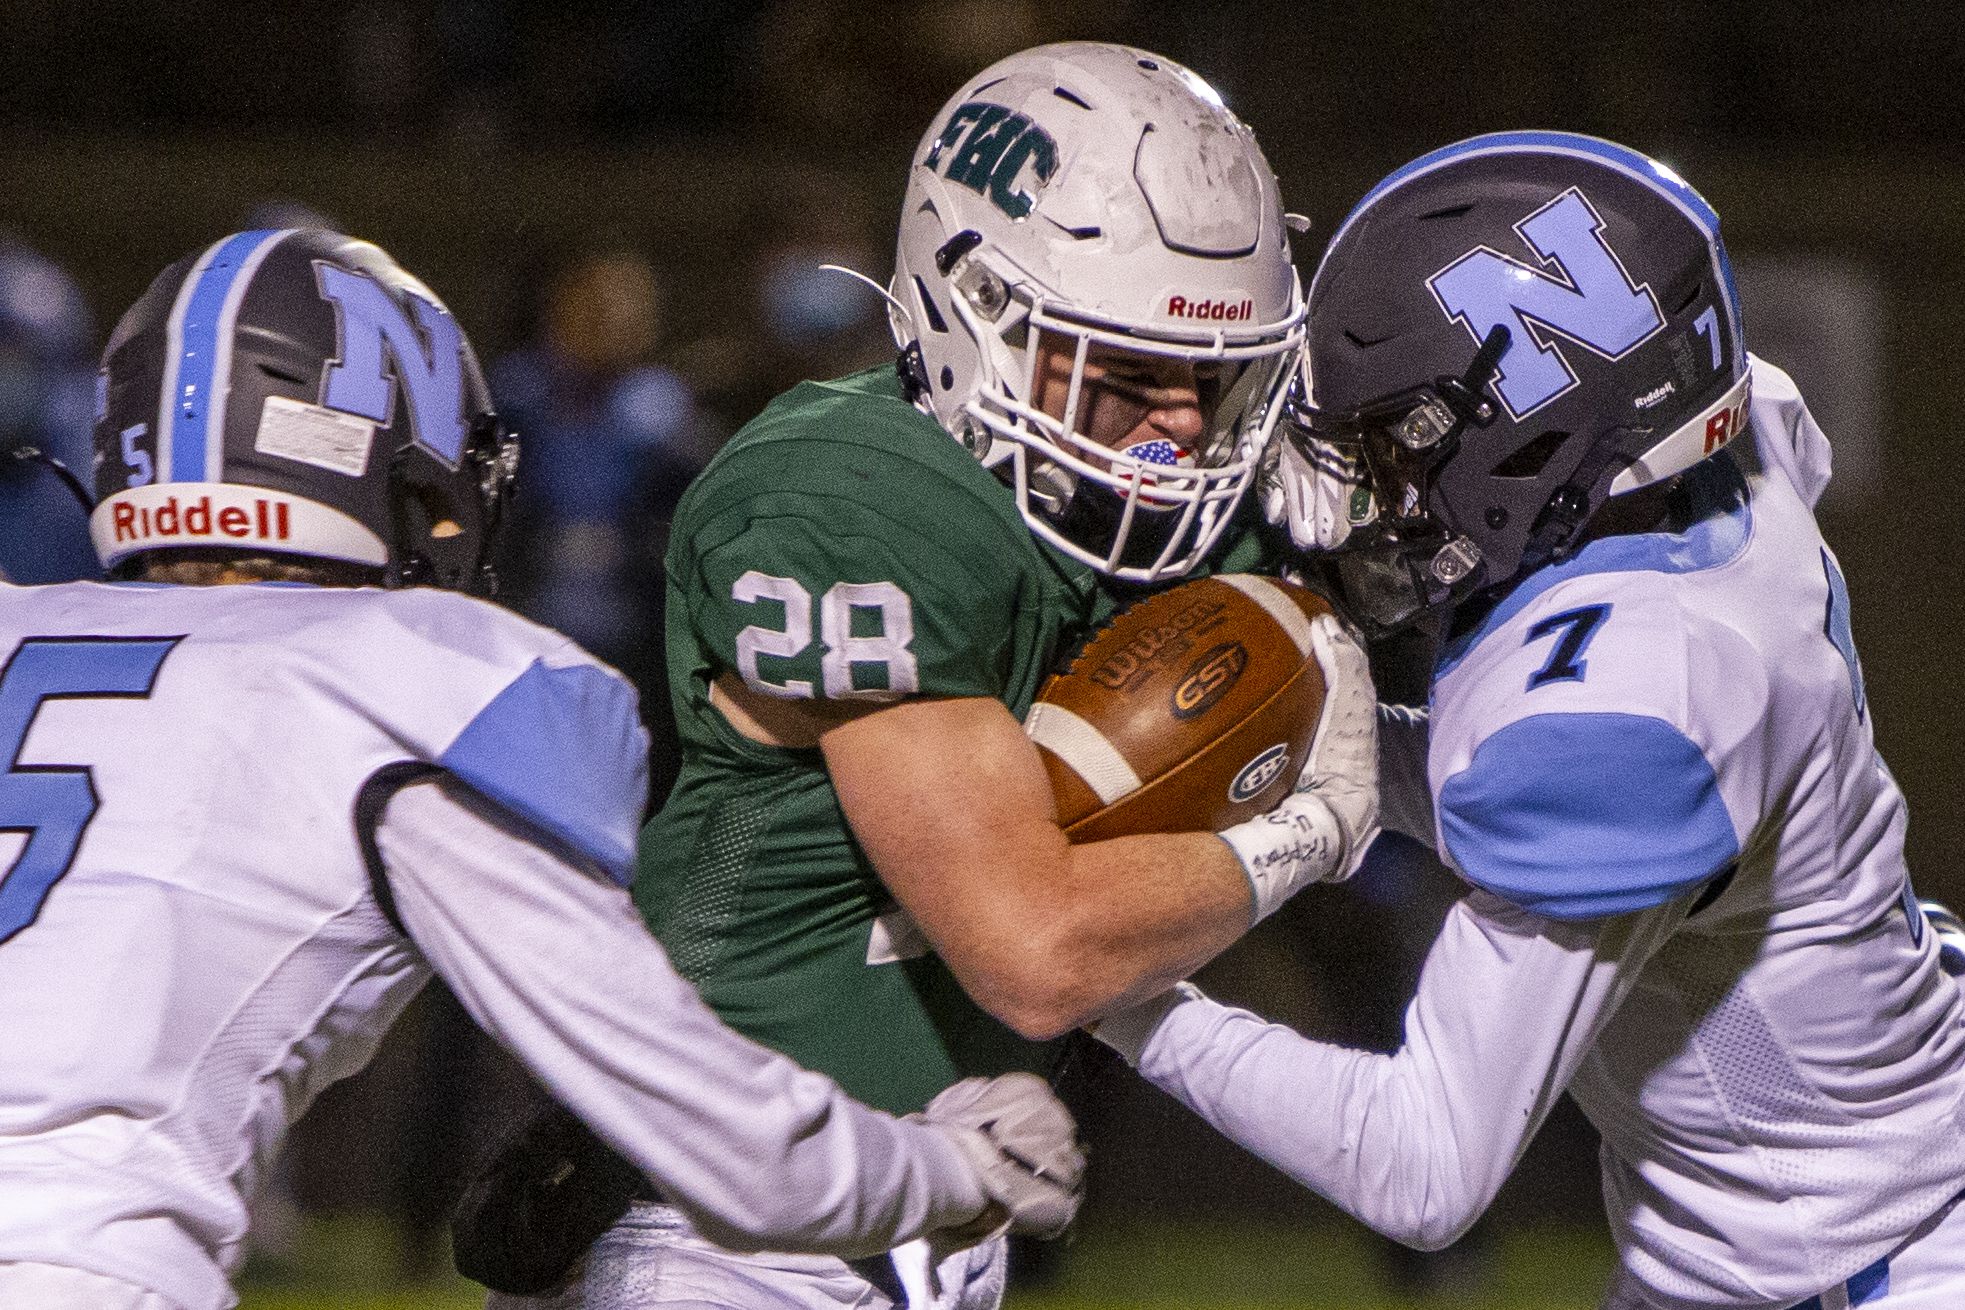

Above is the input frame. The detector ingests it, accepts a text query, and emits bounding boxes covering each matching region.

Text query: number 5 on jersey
[1,636,181,945]
[733,571,919,700]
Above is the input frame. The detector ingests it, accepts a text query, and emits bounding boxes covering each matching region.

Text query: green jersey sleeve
[686,487,1021,703]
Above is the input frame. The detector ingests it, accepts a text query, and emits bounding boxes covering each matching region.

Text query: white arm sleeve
[1375,703,1434,845]
[376,778,989,1259]
[1113,889,1685,1250]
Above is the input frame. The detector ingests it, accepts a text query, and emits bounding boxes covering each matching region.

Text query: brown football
[1025,574,1333,842]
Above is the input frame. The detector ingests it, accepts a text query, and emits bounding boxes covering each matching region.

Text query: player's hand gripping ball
[1026,574,1335,841]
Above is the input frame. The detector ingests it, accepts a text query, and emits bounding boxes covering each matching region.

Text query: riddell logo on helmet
[1703,394,1750,455]
[109,495,292,545]
[1164,294,1255,322]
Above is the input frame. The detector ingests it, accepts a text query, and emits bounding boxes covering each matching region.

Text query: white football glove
[912,1073,1084,1245]
[1260,429,1376,553]
[1218,612,1380,921]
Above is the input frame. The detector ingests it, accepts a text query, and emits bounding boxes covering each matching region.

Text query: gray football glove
[913,1073,1084,1244]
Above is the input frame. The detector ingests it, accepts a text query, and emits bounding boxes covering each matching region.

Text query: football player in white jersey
[0,229,1085,1310]
[1094,134,1965,1310]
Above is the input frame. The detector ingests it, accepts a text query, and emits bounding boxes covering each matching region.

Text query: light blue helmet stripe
[1317,131,1743,370]
[157,229,294,484]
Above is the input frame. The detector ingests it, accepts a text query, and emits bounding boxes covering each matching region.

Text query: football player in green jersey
[480,41,1381,1310]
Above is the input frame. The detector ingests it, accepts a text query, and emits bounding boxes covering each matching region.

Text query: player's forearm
[826,693,1265,1037]
[381,781,992,1256]
[1118,991,1498,1249]
[954,829,1254,1039]
[1104,893,1683,1248]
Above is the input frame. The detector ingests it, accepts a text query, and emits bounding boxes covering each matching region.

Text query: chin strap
[1521,428,1639,569]
[4,445,94,515]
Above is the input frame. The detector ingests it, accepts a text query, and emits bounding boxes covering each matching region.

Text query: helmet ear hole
[389,459,483,589]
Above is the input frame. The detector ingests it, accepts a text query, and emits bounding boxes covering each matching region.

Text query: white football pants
[1782,1189,1965,1310]
[486,1201,1007,1310]
[0,1262,185,1309]
[1596,1185,1965,1310]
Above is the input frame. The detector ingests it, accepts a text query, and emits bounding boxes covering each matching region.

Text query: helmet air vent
[257,363,309,387]
[1494,429,1569,478]
[911,277,949,334]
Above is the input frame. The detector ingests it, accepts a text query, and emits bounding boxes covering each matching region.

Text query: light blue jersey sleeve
[317,588,653,888]
[438,657,650,886]
[1436,711,1738,920]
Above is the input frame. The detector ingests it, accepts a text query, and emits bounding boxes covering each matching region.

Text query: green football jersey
[634,364,1267,1114]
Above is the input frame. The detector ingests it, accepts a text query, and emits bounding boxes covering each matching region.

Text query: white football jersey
[1101,359,1965,1310]
[1425,357,1965,1305]
[0,581,988,1310]
[0,580,644,1309]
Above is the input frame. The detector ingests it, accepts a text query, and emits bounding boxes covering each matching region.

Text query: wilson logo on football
[1229,743,1292,804]
[1164,294,1255,322]
[1171,642,1247,719]
[1090,598,1224,691]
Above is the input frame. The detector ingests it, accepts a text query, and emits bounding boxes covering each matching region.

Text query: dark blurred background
[4,0,1961,1301]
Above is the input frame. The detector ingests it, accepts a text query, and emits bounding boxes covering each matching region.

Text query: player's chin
[1054,483,1188,566]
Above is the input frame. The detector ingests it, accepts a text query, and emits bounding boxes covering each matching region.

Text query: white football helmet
[890,42,1305,582]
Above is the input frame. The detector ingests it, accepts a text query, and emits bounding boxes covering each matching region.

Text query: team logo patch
[1427,187,1665,421]
[1171,641,1247,719]
[255,395,375,477]
[1229,743,1291,804]
[923,101,1058,220]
